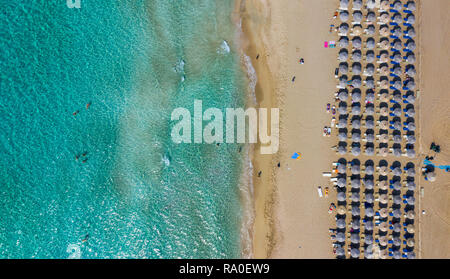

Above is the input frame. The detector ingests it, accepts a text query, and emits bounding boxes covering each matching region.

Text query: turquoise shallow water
[0,0,247,258]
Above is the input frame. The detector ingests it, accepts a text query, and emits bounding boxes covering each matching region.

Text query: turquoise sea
[0,0,250,258]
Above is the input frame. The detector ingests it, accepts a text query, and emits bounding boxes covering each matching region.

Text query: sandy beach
[239,0,449,259]
[239,0,336,258]
[417,0,450,258]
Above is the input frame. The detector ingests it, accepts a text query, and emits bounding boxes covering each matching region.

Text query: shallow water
[0,0,247,258]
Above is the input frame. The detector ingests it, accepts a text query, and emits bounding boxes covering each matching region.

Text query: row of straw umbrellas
[332,0,417,259]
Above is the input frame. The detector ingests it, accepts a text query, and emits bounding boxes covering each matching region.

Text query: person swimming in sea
[82,234,89,243]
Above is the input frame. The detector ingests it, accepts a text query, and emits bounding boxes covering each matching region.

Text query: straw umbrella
[352,50,362,62]
[366,0,376,10]
[407,181,416,191]
[378,236,388,247]
[407,149,416,158]
[367,11,376,23]
[406,108,416,117]
[351,105,361,116]
[379,26,389,37]
[393,0,402,11]
[352,207,361,217]
[406,53,416,63]
[379,106,389,116]
[352,63,362,75]
[365,64,375,76]
[393,236,401,247]
[406,168,416,177]
[379,120,389,130]
[392,167,402,176]
[353,0,362,10]
[379,52,389,63]
[350,233,360,244]
[406,211,415,220]
[336,232,346,242]
[379,222,388,232]
[337,178,347,188]
[351,179,360,189]
[407,122,416,131]
[379,208,388,218]
[379,68,389,78]
[393,209,402,218]
[406,27,416,38]
[380,0,389,10]
[407,1,416,11]
[337,192,346,202]
[339,49,349,61]
[339,23,349,35]
[351,119,361,129]
[405,79,416,90]
[352,132,361,142]
[392,26,402,38]
[407,196,416,205]
[406,94,416,104]
[365,37,375,50]
[393,134,402,143]
[392,40,402,50]
[407,252,416,259]
[393,223,402,233]
[351,192,360,202]
[389,250,401,260]
[379,13,389,25]
[336,246,345,257]
[364,179,374,190]
[366,133,375,143]
[406,135,416,144]
[365,207,374,217]
[351,248,360,258]
[339,63,349,75]
[353,11,363,23]
[406,14,416,25]
[365,165,374,175]
[379,147,388,157]
[406,41,416,51]
[337,118,347,128]
[379,166,388,176]
[339,36,349,48]
[365,235,374,245]
[407,224,415,234]
[352,37,362,49]
[393,195,402,205]
[406,66,416,77]
[392,181,402,191]
[365,193,374,203]
[392,13,402,25]
[338,145,347,155]
[379,249,387,259]
[352,146,361,156]
[337,205,347,215]
[352,219,360,230]
[365,25,375,36]
[336,218,346,229]
[340,0,349,10]
[340,11,349,22]
[338,103,348,114]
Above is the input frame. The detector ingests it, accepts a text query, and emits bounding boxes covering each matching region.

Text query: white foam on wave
[66,243,81,259]
[242,54,258,106]
[218,40,231,54]
[238,146,256,259]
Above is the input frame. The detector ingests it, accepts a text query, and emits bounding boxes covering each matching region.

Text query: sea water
[0,0,249,258]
